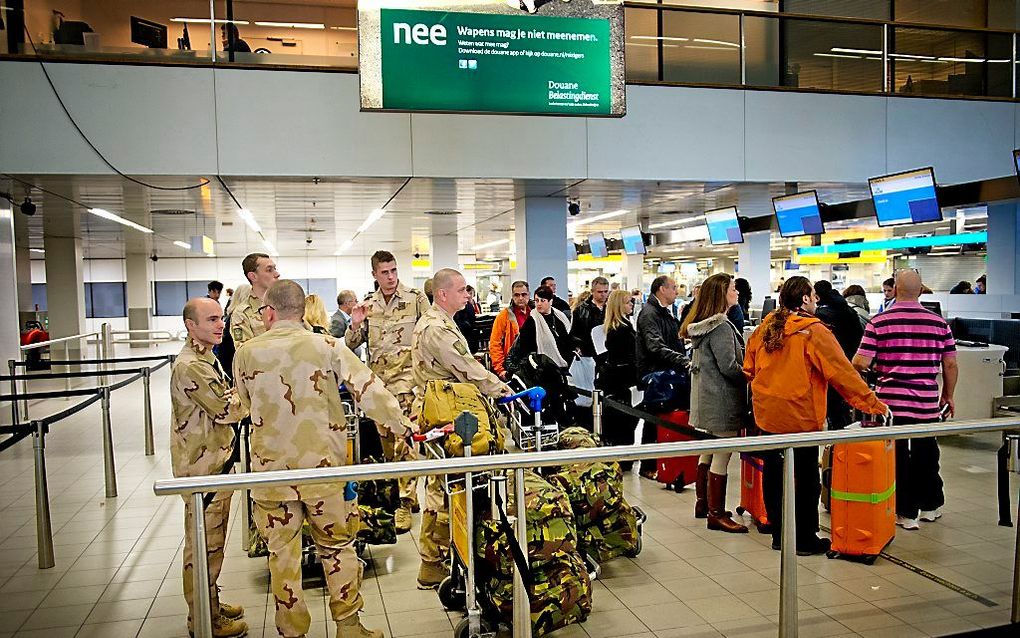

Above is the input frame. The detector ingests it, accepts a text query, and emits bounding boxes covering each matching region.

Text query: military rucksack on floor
[547,427,641,562]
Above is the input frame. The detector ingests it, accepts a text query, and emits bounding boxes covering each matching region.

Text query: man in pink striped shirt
[852,270,959,530]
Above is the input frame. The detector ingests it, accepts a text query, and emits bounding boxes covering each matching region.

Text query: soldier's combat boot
[219,601,244,620]
[336,615,383,638]
[416,560,449,590]
[395,499,413,534]
[190,615,249,638]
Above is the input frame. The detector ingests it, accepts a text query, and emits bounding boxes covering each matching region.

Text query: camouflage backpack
[419,380,505,456]
[549,427,640,562]
[484,550,592,637]
[476,469,578,573]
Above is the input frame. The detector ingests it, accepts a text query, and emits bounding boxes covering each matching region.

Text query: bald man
[233,280,415,638]
[170,297,248,638]
[853,270,958,529]
[410,268,511,588]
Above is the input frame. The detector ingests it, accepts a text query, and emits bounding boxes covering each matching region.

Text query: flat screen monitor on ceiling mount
[621,225,646,255]
[869,167,942,227]
[588,232,608,258]
[772,190,825,238]
[1013,149,1020,182]
[705,207,743,245]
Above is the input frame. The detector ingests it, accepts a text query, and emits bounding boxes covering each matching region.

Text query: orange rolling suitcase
[735,453,770,533]
[826,440,896,564]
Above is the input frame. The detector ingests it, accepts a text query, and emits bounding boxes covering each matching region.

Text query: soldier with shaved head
[171,297,248,638]
[410,268,512,588]
[233,280,417,638]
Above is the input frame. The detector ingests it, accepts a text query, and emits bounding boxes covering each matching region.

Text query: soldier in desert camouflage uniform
[411,268,511,588]
[229,252,280,347]
[170,297,249,638]
[234,280,415,638]
[345,250,429,533]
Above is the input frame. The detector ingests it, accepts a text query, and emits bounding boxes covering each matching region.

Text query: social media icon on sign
[459,59,467,69]
[468,60,477,69]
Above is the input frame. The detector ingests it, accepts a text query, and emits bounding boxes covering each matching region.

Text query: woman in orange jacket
[743,277,888,555]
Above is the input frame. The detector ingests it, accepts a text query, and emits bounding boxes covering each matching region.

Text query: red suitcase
[735,453,770,532]
[656,411,699,492]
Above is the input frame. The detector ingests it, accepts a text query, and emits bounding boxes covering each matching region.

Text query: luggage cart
[504,385,559,452]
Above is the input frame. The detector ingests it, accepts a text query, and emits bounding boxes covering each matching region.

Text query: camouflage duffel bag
[355,457,399,546]
[485,550,593,637]
[419,380,505,457]
[476,469,578,573]
[549,428,640,562]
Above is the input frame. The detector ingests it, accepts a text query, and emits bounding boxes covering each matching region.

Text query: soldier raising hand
[233,280,415,638]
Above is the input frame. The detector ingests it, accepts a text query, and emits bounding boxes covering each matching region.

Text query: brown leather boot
[707,472,747,534]
[694,463,709,519]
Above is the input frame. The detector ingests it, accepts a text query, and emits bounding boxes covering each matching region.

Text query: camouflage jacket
[229,289,266,347]
[411,303,509,401]
[345,282,429,397]
[233,320,414,501]
[170,337,247,501]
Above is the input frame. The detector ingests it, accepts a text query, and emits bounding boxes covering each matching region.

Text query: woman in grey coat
[680,273,748,534]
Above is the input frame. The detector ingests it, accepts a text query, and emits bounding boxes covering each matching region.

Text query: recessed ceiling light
[88,208,153,234]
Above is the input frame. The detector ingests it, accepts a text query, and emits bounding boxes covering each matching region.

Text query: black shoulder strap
[491,486,534,590]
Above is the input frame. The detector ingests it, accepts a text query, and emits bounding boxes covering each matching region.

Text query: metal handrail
[20,331,100,351]
[154,417,1020,496]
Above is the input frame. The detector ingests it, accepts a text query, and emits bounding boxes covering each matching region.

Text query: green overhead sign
[362,7,622,116]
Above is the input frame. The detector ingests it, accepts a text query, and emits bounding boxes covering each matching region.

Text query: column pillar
[514,197,567,291]
[42,197,86,360]
[712,256,735,275]
[738,231,772,311]
[13,206,34,327]
[429,216,459,273]
[0,206,21,372]
[623,254,644,293]
[125,253,153,348]
[987,202,1019,296]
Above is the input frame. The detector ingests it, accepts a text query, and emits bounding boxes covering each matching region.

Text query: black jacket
[815,291,865,359]
[726,304,745,331]
[454,303,479,353]
[505,311,574,375]
[599,321,638,393]
[636,296,688,379]
[552,295,571,316]
[570,299,605,358]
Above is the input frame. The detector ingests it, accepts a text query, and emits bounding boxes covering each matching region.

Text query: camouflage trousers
[376,392,418,506]
[418,475,450,564]
[254,494,364,637]
[183,493,230,625]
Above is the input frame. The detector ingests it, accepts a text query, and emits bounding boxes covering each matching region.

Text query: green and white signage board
[358,0,625,117]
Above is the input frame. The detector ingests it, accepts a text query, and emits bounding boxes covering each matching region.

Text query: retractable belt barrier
[569,384,716,441]
[4,354,174,571]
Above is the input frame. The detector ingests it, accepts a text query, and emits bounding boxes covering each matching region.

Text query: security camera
[567,200,581,217]
[305,237,313,246]
[413,252,421,259]
[19,197,36,217]
[150,253,159,263]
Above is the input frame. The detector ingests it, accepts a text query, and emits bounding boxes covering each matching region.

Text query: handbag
[639,368,690,413]
[569,356,596,408]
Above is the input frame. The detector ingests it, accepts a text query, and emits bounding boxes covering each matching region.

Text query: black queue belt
[0,367,150,383]
[11,354,175,367]
[570,385,717,441]
[0,392,103,453]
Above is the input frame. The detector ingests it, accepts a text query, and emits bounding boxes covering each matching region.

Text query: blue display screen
[773,191,824,238]
[869,168,942,227]
[621,226,646,255]
[588,232,608,258]
[705,207,743,245]
[1014,149,1020,178]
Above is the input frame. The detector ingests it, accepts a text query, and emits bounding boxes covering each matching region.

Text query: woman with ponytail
[743,277,888,555]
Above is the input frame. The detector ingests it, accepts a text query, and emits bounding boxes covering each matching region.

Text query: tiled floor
[0,343,1017,638]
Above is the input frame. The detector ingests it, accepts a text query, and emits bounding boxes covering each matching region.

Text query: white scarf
[534,308,570,368]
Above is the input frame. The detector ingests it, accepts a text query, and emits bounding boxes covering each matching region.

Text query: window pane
[781,0,891,21]
[624,7,660,82]
[88,283,127,318]
[84,284,93,318]
[154,281,188,316]
[892,27,1012,97]
[662,10,741,85]
[307,279,338,306]
[780,19,885,92]
[894,0,988,29]
[187,281,210,300]
[744,16,781,87]
[32,284,47,312]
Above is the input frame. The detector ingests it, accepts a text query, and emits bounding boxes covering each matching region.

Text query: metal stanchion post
[63,342,71,398]
[512,467,532,638]
[1012,482,1020,623]
[592,389,603,439]
[102,323,113,387]
[191,491,214,638]
[33,420,55,570]
[101,387,118,498]
[17,350,29,420]
[143,367,154,456]
[8,359,18,429]
[778,447,798,638]
[239,421,251,552]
